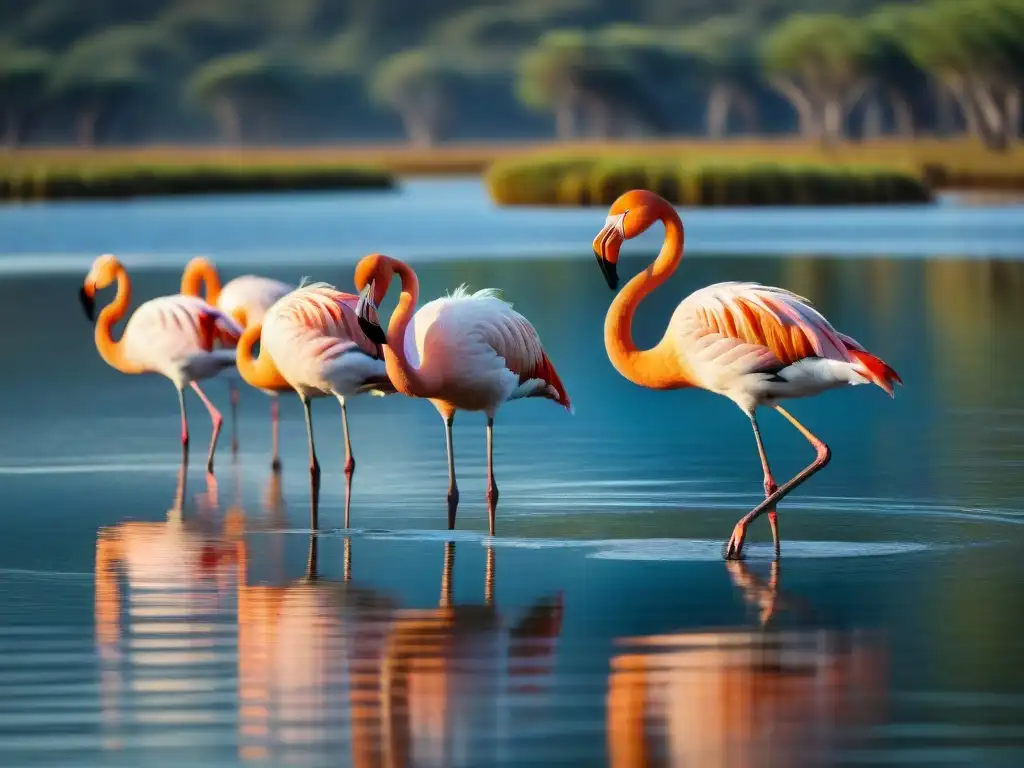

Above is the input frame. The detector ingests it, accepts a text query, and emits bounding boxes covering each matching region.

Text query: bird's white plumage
[260,283,389,400]
[121,294,241,387]
[405,285,562,416]
[217,275,293,326]
[667,281,870,413]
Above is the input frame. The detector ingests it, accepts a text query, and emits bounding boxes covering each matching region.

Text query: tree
[517,31,661,139]
[860,8,929,138]
[186,52,299,143]
[370,48,459,147]
[762,13,873,145]
[0,45,50,146]
[47,25,182,145]
[902,0,1024,149]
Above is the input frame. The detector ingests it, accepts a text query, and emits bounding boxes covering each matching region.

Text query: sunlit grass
[1,137,1022,201]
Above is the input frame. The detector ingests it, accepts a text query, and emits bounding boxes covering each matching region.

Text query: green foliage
[0,162,395,202]
[369,48,454,108]
[185,50,296,106]
[762,13,871,87]
[486,154,934,206]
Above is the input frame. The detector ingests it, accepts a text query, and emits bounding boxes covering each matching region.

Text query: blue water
[0,180,1023,766]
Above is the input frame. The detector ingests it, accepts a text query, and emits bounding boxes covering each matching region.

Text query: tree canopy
[0,0,1019,147]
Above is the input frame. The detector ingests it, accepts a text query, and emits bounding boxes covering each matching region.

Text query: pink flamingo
[79,254,242,472]
[254,281,393,528]
[591,190,902,559]
[180,257,292,467]
[352,253,572,536]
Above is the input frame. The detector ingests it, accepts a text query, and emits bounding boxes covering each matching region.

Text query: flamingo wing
[670,282,899,406]
[261,284,388,394]
[414,287,571,411]
[123,295,241,373]
[218,275,293,326]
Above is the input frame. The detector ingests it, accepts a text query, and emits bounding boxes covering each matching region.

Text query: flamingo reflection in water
[235,537,563,767]
[93,467,246,748]
[606,562,887,768]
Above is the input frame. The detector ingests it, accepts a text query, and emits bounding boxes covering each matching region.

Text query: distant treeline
[0,0,1020,150]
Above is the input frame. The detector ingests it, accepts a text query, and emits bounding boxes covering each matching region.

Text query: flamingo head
[592,189,670,291]
[80,253,122,322]
[353,253,393,346]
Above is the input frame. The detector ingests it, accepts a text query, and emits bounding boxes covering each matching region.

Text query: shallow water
[1,181,1024,765]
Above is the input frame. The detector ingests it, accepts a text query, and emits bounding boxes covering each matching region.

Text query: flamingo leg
[486,417,499,536]
[190,381,224,474]
[725,406,831,560]
[301,396,321,530]
[228,380,239,456]
[445,415,459,530]
[270,398,281,473]
[751,415,781,555]
[338,396,356,529]
[177,386,189,466]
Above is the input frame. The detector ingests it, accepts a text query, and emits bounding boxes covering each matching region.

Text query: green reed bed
[485,156,935,207]
[0,163,396,202]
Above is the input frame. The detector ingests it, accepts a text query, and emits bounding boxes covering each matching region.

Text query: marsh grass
[0,161,395,202]
[1,138,1022,201]
[485,155,935,206]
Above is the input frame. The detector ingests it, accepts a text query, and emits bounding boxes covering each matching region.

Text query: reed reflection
[607,562,887,768]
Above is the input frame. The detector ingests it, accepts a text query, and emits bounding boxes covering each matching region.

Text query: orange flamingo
[591,190,902,559]
[258,281,394,528]
[79,254,242,472]
[181,257,292,467]
[352,253,572,535]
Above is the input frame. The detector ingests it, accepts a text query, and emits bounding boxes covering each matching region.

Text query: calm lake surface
[1,179,1023,766]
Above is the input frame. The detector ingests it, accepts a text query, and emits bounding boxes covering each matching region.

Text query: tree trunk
[768,76,818,139]
[705,82,734,138]
[861,97,882,140]
[822,98,844,147]
[888,90,914,137]
[1006,88,1021,142]
[75,106,98,146]
[734,91,759,134]
[970,79,1008,151]
[554,101,575,139]
[212,96,242,144]
[945,78,981,138]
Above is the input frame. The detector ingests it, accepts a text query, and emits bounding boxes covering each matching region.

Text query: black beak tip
[594,251,619,291]
[78,287,96,322]
[359,317,387,347]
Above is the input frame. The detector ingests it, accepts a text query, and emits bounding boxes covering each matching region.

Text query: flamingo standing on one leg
[257,282,394,528]
[590,190,902,560]
[79,254,243,472]
[352,253,572,536]
[181,257,293,468]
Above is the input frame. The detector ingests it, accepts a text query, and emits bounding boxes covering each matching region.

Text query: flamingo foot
[724,522,748,561]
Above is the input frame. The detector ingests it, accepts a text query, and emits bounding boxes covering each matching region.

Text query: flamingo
[591,190,902,560]
[79,254,242,472]
[352,253,572,536]
[181,257,293,467]
[256,281,394,528]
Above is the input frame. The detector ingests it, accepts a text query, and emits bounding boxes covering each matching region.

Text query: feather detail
[845,348,902,397]
[518,350,572,412]
[447,284,510,305]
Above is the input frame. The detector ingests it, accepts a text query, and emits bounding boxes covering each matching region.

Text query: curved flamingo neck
[181,258,222,305]
[96,266,143,374]
[383,261,438,397]
[236,322,288,390]
[604,203,691,390]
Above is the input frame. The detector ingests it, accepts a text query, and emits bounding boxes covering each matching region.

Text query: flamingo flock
[79,188,901,559]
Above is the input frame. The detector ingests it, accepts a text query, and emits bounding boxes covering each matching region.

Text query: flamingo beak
[592,225,621,291]
[79,283,96,322]
[356,281,386,348]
